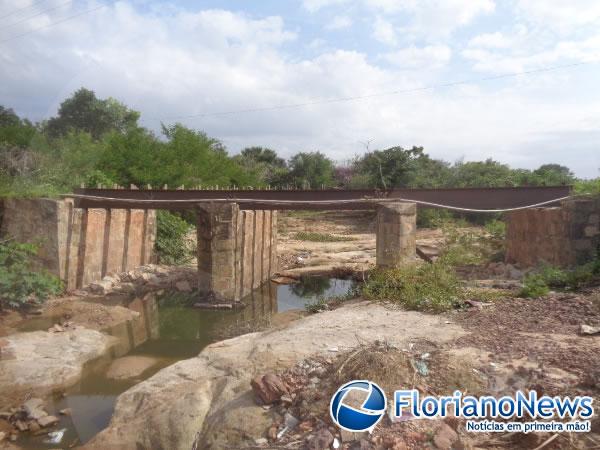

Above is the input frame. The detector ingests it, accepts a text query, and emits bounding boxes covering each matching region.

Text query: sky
[0,0,599,177]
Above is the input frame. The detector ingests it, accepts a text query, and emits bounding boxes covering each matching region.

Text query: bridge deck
[70,186,571,211]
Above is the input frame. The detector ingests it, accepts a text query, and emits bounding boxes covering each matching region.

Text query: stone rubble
[0,398,62,443]
[81,264,198,297]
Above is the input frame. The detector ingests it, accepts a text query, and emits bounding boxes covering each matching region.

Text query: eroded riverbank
[0,274,357,448]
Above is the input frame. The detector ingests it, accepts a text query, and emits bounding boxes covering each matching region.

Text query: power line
[0,0,72,32]
[0,3,106,43]
[0,0,48,21]
[151,60,597,121]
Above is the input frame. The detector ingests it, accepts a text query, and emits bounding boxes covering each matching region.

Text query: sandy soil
[277,210,444,276]
[0,294,139,337]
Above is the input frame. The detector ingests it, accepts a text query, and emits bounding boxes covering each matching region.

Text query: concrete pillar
[197,202,240,301]
[376,202,416,268]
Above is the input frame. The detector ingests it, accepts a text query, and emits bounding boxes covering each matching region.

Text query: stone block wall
[0,198,156,290]
[197,203,277,302]
[506,195,600,267]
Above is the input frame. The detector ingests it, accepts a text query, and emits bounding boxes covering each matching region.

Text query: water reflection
[17,276,355,448]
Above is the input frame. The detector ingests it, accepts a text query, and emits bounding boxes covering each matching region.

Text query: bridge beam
[376,202,416,268]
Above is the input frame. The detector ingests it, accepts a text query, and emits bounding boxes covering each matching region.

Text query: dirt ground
[277,210,444,276]
[271,210,600,449]
[258,291,600,450]
[0,293,139,337]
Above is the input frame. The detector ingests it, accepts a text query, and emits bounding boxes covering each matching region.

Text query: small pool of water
[277,276,356,311]
[16,276,356,448]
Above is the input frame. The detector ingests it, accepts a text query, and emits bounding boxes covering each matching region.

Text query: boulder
[84,302,465,450]
[37,415,59,428]
[89,280,113,295]
[106,356,162,380]
[0,329,117,398]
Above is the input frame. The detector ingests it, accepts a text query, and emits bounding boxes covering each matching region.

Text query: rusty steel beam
[71,186,571,211]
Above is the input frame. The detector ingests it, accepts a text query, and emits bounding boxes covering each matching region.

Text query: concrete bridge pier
[196,202,277,302]
[376,202,416,268]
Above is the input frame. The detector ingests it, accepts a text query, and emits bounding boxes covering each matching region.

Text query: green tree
[355,146,424,189]
[234,146,288,186]
[287,151,335,188]
[0,106,37,148]
[532,164,575,185]
[45,88,140,140]
[450,159,517,187]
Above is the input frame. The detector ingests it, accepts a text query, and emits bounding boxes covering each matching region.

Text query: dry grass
[333,341,485,396]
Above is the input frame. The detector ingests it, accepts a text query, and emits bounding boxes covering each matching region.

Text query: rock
[15,420,28,431]
[89,280,113,294]
[284,412,299,430]
[306,428,334,450]
[37,415,59,428]
[0,329,117,399]
[175,281,192,292]
[580,324,600,335]
[117,282,136,293]
[0,431,5,442]
[59,408,72,416]
[23,398,44,416]
[254,437,268,445]
[433,423,458,450]
[83,303,465,450]
[102,275,118,284]
[271,276,298,285]
[28,421,40,433]
[251,373,289,405]
[197,393,274,449]
[106,356,162,380]
[26,407,48,421]
[146,275,162,287]
[50,323,64,333]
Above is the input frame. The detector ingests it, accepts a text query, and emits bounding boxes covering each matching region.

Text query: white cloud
[468,32,512,49]
[516,0,600,33]
[364,0,495,38]
[383,45,452,68]
[325,15,353,30]
[372,16,396,45]
[0,1,599,178]
[302,0,349,13]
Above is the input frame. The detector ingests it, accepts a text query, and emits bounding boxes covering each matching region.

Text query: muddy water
[17,277,355,449]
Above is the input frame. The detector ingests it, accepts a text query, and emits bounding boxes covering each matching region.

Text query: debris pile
[246,341,484,450]
[77,264,197,296]
[0,398,67,445]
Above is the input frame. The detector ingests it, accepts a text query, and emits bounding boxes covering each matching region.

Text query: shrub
[484,219,506,240]
[519,273,550,298]
[0,240,62,310]
[155,211,195,265]
[519,259,600,298]
[362,261,463,312]
[439,220,506,266]
[416,208,453,228]
[293,231,355,242]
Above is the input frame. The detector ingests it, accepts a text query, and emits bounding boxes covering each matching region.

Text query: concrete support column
[196,202,240,301]
[376,202,416,268]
